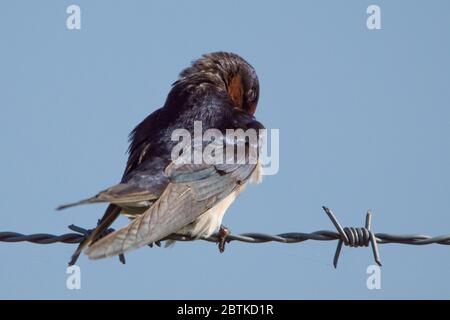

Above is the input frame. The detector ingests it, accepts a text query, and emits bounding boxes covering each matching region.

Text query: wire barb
[1,206,450,268]
[322,206,381,268]
[67,224,126,265]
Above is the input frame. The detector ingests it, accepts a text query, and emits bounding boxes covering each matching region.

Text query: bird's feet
[217,225,230,253]
[148,241,162,248]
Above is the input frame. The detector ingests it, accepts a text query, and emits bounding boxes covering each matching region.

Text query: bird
[58,52,264,265]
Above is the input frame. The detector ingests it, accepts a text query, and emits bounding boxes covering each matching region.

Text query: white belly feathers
[176,161,263,239]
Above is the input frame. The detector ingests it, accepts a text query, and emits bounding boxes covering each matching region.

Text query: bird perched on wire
[58,52,264,265]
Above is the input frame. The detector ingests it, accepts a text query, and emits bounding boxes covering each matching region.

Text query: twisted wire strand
[2,230,449,245]
[171,232,450,244]
[1,207,450,267]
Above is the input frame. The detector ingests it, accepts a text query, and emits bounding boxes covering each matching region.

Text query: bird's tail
[57,183,157,211]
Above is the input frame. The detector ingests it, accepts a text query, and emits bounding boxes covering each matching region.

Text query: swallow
[58,52,264,265]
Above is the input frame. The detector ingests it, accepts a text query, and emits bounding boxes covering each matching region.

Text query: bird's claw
[148,241,161,248]
[218,225,230,253]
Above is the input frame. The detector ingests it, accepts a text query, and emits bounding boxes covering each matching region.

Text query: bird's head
[177,52,260,115]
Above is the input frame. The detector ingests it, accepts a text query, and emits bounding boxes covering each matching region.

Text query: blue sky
[1,0,450,299]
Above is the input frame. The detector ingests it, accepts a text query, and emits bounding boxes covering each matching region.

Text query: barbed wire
[1,206,449,268]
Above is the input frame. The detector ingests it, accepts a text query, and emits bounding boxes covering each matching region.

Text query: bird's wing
[85,151,258,260]
[60,110,169,265]
[57,183,159,210]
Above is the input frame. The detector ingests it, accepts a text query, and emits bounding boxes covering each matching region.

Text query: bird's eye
[248,89,257,102]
